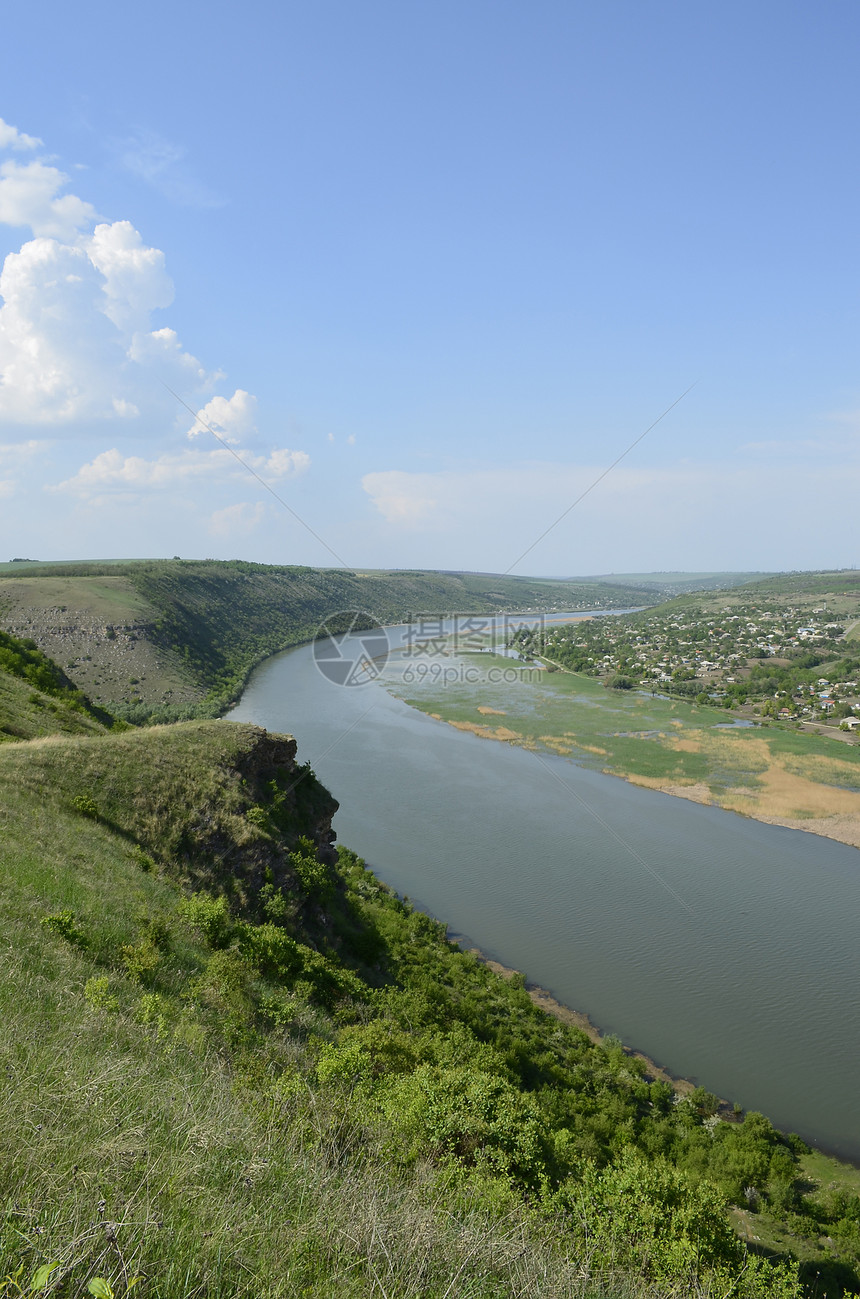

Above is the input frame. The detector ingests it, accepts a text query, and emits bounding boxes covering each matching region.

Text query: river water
[231,617,860,1161]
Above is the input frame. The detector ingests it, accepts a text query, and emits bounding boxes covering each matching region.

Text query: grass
[0,670,107,744]
[0,703,840,1297]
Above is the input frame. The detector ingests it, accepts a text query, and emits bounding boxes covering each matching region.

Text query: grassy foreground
[1,635,859,1296]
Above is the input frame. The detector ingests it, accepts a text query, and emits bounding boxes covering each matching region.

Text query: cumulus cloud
[208,501,265,537]
[54,443,310,495]
[0,228,205,423]
[0,118,42,152]
[0,122,224,427]
[188,389,257,443]
[0,159,98,239]
[87,220,174,331]
[264,447,311,477]
[0,117,314,552]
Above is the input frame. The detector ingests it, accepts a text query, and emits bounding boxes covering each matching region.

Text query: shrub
[292,849,335,904]
[236,922,302,979]
[380,1064,551,1190]
[178,893,233,948]
[40,910,88,948]
[136,992,171,1039]
[120,937,161,984]
[72,794,99,819]
[84,976,119,1012]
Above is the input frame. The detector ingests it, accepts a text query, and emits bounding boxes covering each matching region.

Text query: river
[230,615,860,1161]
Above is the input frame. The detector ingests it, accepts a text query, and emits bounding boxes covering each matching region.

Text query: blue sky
[1,1,859,575]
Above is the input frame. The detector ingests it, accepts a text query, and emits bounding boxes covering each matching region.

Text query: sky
[0,0,859,577]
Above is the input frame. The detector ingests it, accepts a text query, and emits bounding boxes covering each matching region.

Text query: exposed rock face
[235,727,340,868]
[0,580,198,711]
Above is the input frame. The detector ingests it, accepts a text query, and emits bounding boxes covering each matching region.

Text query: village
[513,590,860,734]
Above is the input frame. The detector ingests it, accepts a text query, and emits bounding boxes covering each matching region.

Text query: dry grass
[446,720,522,742]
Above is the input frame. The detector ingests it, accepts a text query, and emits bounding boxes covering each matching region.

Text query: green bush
[120,936,161,984]
[72,794,99,819]
[40,909,88,948]
[292,849,335,904]
[379,1064,552,1190]
[84,976,119,1012]
[178,893,233,948]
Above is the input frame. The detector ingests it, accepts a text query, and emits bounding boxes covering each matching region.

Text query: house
[841,717,860,731]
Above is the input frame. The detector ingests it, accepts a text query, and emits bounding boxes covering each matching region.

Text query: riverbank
[386,649,860,854]
[459,943,704,1097]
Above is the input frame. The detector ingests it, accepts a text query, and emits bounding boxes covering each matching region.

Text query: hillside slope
[2,709,859,1296]
[0,629,112,742]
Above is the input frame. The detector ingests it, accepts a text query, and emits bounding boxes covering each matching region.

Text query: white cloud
[188,389,257,443]
[0,118,42,152]
[0,159,97,239]
[54,443,310,495]
[0,438,43,463]
[87,220,174,332]
[0,229,204,424]
[264,447,310,478]
[0,166,214,424]
[208,501,266,537]
[126,325,210,381]
[0,121,233,432]
[362,470,440,523]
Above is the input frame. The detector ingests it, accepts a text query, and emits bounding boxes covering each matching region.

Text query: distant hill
[574,571,777,597]
[0,560,658,721]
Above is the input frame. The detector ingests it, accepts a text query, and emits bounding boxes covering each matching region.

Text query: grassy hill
[0,561,658,723]
[580,572,777,597]
[2,667,860,1295]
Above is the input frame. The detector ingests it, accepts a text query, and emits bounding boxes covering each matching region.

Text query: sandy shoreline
[624,773,860,851]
